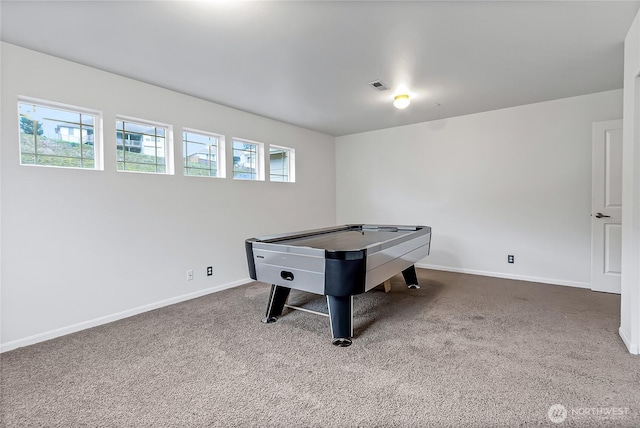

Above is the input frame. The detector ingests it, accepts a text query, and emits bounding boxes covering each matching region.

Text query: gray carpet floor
[1,269,639,427]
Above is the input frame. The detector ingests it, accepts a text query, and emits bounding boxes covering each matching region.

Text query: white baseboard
[619,326,639,355]
[0,278,252,353]
[416,263,591,289]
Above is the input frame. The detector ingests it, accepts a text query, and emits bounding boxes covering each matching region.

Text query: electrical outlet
[507,255,515,264]
[207,266,213,276]
[187,270,193,281]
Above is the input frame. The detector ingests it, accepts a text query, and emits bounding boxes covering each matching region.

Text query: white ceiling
[1,1,638,136]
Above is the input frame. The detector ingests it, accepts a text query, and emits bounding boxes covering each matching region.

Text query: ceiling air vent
[368,80,388,91]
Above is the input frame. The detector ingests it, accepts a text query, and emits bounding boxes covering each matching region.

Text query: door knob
[595,213,611,218]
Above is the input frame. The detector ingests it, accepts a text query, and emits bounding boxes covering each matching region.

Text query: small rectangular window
[18,98,102,169]
[183,129,225,178]
[269,145,295,182]
[233,138,264,180]
[116,117,172,174]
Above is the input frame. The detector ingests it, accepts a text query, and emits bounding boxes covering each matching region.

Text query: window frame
[115,115,174,175]
[232,138,265,181]
[182,128,226,178]
[17,96,103,170]
[269,144,295,183]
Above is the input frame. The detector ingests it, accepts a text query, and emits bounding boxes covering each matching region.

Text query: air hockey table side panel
[364,234,431,291]
[251,246,326,294]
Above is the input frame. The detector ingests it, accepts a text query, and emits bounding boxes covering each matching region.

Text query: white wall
[621,10,640,355]
[336,91,622,287]
[0,43,336,351]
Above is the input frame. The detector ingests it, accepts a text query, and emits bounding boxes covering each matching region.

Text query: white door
[591,120,623,294]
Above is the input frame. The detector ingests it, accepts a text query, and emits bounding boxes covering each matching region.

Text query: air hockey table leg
[262,284,291,323]
[326,295,353,346]
[402,265,421,289]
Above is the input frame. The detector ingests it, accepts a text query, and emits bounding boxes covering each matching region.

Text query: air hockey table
[245,224,432,346]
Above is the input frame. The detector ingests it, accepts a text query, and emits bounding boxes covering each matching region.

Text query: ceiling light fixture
[393,94,410,109]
